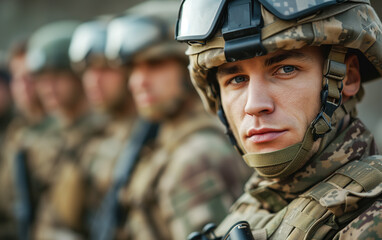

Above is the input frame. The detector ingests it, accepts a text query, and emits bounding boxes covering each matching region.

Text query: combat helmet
[27,20,79,74]
[176,0,382,179]
[69,16,112,72]
[105,0,186,66]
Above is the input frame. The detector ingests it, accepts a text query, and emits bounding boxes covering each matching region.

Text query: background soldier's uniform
[32,114,105,240]
[0,114,55,239]
[116,100,251,240]
[0,110,18,240]
[74,116,135,238]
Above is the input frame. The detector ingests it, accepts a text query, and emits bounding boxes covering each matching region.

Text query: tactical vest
[252,155,382,239]
[217,119,382,239]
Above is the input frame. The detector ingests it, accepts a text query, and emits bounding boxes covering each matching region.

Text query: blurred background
[0,0,381,149]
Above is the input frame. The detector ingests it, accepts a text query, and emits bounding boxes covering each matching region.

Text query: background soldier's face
[128,58,184,121]
[10,54,40,114]
[82,66,128,112]
[34,71,84,114]
[216,46,324,154]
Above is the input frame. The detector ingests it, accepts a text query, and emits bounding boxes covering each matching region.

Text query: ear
[342,54,361,101]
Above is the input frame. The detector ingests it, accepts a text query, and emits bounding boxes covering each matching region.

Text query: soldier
[36,18,138,238]
[0,40,49,240]
[96,1,252,239]
[25,21,105,239]
[0,63,12,147]
[0,57,15,239]
[176,0,382,239]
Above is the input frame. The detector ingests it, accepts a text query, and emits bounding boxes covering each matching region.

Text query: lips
[246,128,287,144]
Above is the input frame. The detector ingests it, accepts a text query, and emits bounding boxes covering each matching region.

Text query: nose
[244,75,274,116]
[129,64,149,91]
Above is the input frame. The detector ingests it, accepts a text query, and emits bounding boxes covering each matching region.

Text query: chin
[244,141,293,154]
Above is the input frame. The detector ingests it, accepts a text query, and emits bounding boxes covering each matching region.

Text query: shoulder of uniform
[336,198,382,239]
[301,156,382,218]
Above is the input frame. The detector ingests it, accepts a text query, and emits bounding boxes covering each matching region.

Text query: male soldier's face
[34,71,84,114]
[128,58,184,121]
[82,66,128,112]
[216,46,324,154]
[10,54,40,114]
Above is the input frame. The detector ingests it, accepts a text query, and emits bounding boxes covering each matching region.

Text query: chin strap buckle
[312,46,347,140]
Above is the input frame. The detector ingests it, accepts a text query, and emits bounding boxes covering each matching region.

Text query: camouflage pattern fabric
[115,99,252,240]
[80,116,136,219]
[31,113,106,240]
[216,119,382,239]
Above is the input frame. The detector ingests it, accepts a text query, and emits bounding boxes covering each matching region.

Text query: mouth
[246,128,287,144]
[135,93,155,106]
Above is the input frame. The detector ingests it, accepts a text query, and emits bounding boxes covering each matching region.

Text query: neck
[59,97,89,126]
[109,100,135,120]
[23,104,45,125]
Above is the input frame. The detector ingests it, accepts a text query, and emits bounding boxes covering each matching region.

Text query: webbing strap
[252,229,267,240]
[243,144,300,167]
[302,182,338,202]
[336,160,382,192]
[285,209,316,232]
[243,125,314,178]
[312,46,347,139]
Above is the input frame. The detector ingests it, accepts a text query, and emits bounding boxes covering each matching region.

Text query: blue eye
[279,65,296,74]
[230,75,248,84]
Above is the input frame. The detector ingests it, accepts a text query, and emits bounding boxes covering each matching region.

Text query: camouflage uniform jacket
[81,116,136,217]
[0,114,55,240]
[32,113,106,240]
[216,119,382,239]
[116,99,252,240]
[30,115,135,240]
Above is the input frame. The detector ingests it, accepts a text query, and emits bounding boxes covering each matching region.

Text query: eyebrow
[216,50,312,79]
[217,65,244,79]
[264,51,309,67]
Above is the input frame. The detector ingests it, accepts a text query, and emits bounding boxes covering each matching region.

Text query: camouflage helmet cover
[185,0,382,113]
[27,21,79,74]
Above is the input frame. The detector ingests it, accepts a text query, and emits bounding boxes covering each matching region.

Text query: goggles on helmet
[176,0,346,61]
[105,16,167,63]
[176,0,346,42]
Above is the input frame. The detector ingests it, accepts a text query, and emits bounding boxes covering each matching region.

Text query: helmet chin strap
[221,46,353,179]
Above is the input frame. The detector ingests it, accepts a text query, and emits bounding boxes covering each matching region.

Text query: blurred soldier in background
[176,0,382,239]
[91,1,252,239]
[24,20,105,240]
[0,57,15,239]
[0,40,50,240]
[0,60,12,156]
[0,63,12,142]
[30,17,138,239]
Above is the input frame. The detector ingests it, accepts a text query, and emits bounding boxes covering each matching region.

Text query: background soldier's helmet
[69,17,112,72]
[176,0,382,178]
[26,21,79,74]
[105,0,186,66]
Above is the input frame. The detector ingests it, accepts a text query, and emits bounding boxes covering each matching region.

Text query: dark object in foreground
[188,221,254,240]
